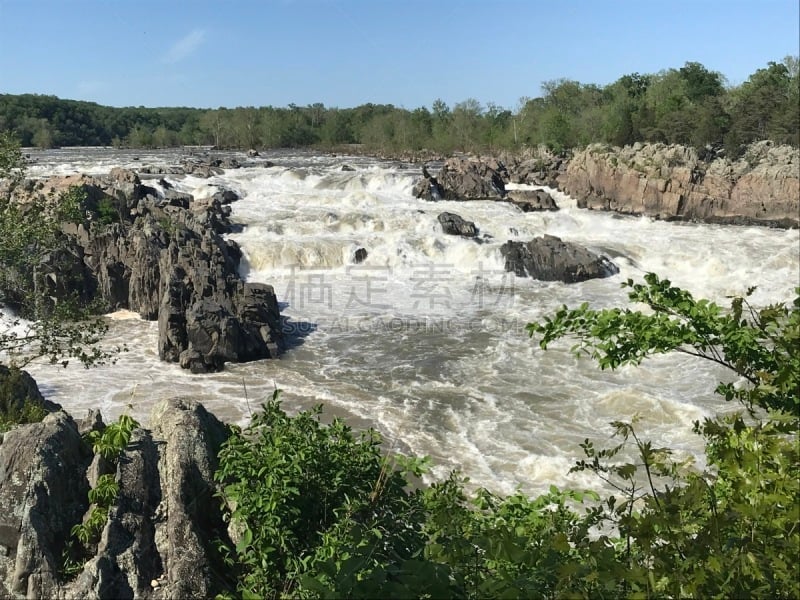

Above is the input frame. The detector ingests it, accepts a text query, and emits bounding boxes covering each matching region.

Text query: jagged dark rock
[0,397,233,599]
[414,157,506,201]
[437,212,478,237]
[9,168,283,372]
[500,235,619,283]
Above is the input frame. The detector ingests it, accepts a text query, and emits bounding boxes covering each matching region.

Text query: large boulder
[437,212,478,237]
[415,158,506,201]
[0,412,90,599]
[500,235,619,283]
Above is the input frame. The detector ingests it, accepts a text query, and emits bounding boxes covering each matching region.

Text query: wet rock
[354,248,368,263]
[500,235,619,283]
[505,189,559,212]
[437,212,478,237]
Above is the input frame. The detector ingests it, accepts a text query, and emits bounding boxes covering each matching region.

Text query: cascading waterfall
[16,149,800,496]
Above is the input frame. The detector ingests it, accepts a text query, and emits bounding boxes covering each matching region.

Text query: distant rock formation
[500,235,619,283]
[413,157,563,217]
[559,141,800,228]
[502,150,567,187]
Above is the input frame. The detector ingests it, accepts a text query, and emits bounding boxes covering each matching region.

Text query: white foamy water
[14,149,800,496]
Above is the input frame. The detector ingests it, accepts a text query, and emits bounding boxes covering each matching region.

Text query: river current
[15,148,800,496]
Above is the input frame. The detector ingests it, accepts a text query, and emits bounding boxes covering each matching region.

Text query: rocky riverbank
[411,141,798,228]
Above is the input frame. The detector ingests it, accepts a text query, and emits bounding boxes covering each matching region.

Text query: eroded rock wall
[559,142,799,227]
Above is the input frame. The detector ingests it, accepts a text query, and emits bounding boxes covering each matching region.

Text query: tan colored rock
[560,142,799,227]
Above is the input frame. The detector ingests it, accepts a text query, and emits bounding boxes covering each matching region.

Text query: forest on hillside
[1,57,797,157]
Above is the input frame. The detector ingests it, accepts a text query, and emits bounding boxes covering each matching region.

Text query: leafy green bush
[214,391,431,599]
[0,396,47,434]
[527,274,799,598]
[95,197,119,226]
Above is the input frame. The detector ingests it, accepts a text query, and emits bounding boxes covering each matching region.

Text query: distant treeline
[1,57,797,157]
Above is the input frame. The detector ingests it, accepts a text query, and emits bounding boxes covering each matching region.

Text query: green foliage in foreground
[215,275,799,599]
[62,413,140,578]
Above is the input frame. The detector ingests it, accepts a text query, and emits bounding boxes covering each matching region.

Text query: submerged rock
[353,247,368,263]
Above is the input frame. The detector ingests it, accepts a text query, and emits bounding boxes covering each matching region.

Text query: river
[18,148,800,496]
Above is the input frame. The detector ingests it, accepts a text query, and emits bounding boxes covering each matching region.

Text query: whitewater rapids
[17,148,800,496]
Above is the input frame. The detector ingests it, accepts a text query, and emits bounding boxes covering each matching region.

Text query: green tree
[527,273,799,598]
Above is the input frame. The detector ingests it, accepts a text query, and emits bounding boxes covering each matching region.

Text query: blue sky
[0,0,797,111]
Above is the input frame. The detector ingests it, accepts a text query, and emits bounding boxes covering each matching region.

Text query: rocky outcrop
[437,212,478,237]
[414,158,563,216]
[11,168,283,372]
[503,149,568,187]
[0,411,89,599]
[560,141,800,228]
[500,235,619,283]
[0,398,232,599]
[414,158,506,201]
[0,365,47,417]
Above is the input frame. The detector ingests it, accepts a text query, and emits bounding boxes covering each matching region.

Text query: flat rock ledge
[0,398,232,599]
[500,235,619,283]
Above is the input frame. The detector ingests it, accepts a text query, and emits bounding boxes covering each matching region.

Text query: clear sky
[0,0,797,111]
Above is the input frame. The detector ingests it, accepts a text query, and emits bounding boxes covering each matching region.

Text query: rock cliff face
[559,142,800,228]
[0,397,232,599]
[12,167,283,372]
